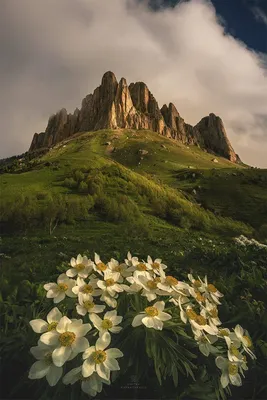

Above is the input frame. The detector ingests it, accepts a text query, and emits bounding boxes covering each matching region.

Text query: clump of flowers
[29,252,256,397]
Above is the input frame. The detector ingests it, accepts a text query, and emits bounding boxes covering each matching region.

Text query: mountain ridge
[29,71,238,162]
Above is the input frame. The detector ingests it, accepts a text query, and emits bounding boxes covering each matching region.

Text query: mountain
[29,71,238,162]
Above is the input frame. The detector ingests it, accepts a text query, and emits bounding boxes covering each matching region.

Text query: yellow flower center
[230,345,239,357]
[186,309,198,320]
[105,278,115,287]
[84,300,95,310]
[166,276,178,286]
[59,331,76,346]
[228,363,238,375]
[193,280,202,288]
[145,306,159,317]
[81,284,94,294]
[136,263,147,271]
[97,263,107,271]
[207,284,217,293]
[58,283,68,292]
[92,350,107,364]
[243,336,252,348]
[114,264,123,272]
[151,262,160,270]
[147,280,158,290]
[75,263,85,271]
[210,308,218,318]
[195,315,207,326]
[101,319,113,329]
[195,291,205,302]
[47,322,58,331]
[219,329,229,337]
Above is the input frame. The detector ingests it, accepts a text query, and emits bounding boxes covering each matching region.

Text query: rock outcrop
[29,71,238,162]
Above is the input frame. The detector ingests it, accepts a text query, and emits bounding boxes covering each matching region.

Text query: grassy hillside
[1,129,267,400]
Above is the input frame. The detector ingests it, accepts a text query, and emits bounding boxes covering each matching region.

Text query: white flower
[63,367,110,397]
[215,356,242,388]
[125,252,139,268]
[181,305,218,335]
[145,256,167,277]
[233,325,256,360]
[29,307,62,333]
[108,258,132,280]
[132,301,172,330]
[90,310,123,335]
[200,301,221,326]
[29,342,63,386]
[76,294,106,316]
[44,274,76,303]
[66,254,93,279]
[131,272,162,301]
[158,276,189,295]
[194,331,218,357]
[72,277,102,302]
[97,270,125,297]
[100,290,118,308]
[39,316,91,367]
[82,332,123,381]
[198,276,224,305]
[93,253,108,276]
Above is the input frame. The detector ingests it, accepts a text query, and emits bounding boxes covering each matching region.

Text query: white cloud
[1,0,267,167]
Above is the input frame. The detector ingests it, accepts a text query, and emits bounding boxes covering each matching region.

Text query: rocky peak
[195,113,237,162]
[29,71,238,163]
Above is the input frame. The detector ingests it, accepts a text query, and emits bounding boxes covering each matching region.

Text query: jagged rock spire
[29,71,238,162]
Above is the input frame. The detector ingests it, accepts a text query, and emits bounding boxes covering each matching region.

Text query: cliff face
[29,71,238,162]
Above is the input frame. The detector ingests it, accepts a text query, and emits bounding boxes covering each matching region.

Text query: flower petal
[52,346,72,367]
[106,348,123,359]
[53,292,65,303]
[47,307,62,324]
[89,313,103,329]
[56,316,72,333]
[82,359,95,378]
[154,301,165,311]
[96,363,110,380]
[96,332,111,351]
[71,337,89,353]
[63,366,82,385]
[158,311,171,321]
[104,357,120,371]
[71,323,91,337]
[30,319,48,333]
[39,331,59,346]
[132,314,144,327]
[46,365,63,386]
[28,360,50,379]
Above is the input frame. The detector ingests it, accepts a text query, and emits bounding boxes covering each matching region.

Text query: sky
[1,0,267,167]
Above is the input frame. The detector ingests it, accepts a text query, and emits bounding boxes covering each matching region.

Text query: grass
[0,128,267,399]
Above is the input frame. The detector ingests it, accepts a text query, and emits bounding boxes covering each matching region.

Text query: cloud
[252,6,267,25]
[1,0,267,167]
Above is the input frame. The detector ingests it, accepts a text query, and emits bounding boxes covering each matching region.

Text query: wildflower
[44,274,76,303]
[97,271,125,297]
[39,316,91,367]
[29,342,63,386]
[107,258,132,280]
[215,356,242,388]
[194,331,218,357]
[233,325,256,360]
[76,294,106,316]
[93,253,108,276]
[63,367,110,397]
[132,301,172,330]
[90,310,122,335]
[82,332,123,381]
[30,307,62,334]
[72,277,102,302]
[145,256,167,277]
[66,254,93,279]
